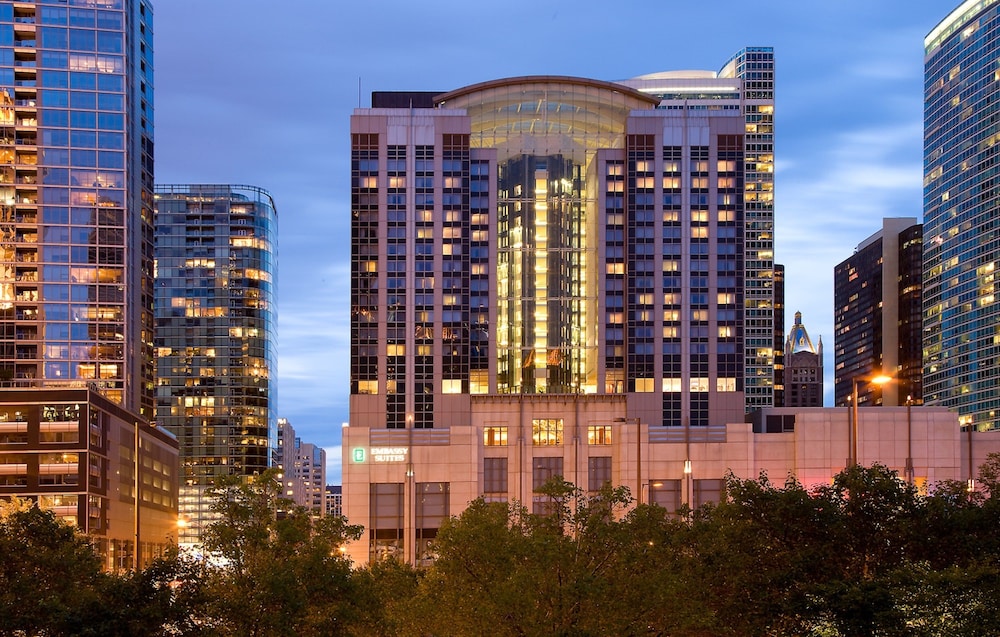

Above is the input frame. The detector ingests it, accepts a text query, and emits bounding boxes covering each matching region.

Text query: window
[649,480,681,512]
[588,457,612,491]
[532,456,563,490]
[484,458,507,493]
[532,419,563,446]
[694,479,724,507]
[588,425,612,445]
[484,426,508,447]
[717,378,737,392]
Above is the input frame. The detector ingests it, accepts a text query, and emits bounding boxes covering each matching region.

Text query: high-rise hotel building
[924,2,1000,430]
[345,48,776,562]
[0,1,177,570]
[154,185,277,544]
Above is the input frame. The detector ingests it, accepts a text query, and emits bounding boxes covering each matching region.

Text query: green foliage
[5,460,1000,635]
[0,498,105,636]
[198,469,365,637]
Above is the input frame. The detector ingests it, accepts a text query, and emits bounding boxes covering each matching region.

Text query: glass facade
[924,1,1000,429]
[153,184,277,544]
[0,0,154,416]
[439,78,659,395]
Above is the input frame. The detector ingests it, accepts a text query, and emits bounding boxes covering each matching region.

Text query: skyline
[154,1,950,482]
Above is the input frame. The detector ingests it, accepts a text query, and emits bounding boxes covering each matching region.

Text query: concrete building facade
[346,50,785,563]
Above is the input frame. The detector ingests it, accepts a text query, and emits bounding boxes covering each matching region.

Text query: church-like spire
[785,311,817,354]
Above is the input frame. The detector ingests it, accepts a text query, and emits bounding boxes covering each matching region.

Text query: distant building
[325,485,342,518]
[783,312,823,407]
[834,218,922,407]
[154,185,278,544]
[925,2,1000,430]
[276,418,326,516]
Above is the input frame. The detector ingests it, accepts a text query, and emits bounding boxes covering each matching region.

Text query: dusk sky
[154,0,952,482]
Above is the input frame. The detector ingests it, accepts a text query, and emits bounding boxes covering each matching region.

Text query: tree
[0,498,105,636]
[199,469,365,636]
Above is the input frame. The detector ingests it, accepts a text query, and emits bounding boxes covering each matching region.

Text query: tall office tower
[834,218,922,408]
[783,311,823,407]
[0,0,155,415]
[154,184,277,544]
[276,418,326,515]
[925,2,1000,430]
[347,48,776,562]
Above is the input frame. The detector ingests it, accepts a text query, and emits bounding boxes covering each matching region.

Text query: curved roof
[435,75,660,107]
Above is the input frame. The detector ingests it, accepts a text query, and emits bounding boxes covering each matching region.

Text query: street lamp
[850,375,892,467]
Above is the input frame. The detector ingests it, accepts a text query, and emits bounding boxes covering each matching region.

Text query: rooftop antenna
[358,76,362,108]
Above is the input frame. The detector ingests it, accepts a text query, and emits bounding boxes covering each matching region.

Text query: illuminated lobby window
[532,419,563,446]
[483,426,508,446]
[587,425,612,445]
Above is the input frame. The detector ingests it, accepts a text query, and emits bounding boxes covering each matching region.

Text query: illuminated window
[690,378,709,392]
[663,378,682,392]
[386,344,405,356]
[532,419,563,446]
[717,378,737,392]
[588,425,612,445]
[357,380,378,395]
[442,379,462,394]
[484,426,508,446]
[635,378,655,392]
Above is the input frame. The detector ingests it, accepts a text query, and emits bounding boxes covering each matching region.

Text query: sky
[153,0,954,483]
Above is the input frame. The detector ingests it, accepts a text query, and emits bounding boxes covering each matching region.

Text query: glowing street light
[850,375,892,467]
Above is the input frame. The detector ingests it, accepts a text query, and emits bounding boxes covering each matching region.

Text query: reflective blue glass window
[97,113,122,130]
[69,72,96,90]
[39,71,69,88]
[96,93,123,111]
[40,90,70,107]
[96,11,122,30]
[96,31,122,54]
[68,9,95,28]
[41,129,70,147]
[70,91,96,110]
[68,29,95,51]
[40,27,68,49]
[97,132,122,149]
[96,74,122,92]
[70,150,96,167]
[71,130,97,148]
[69,111,96,128]
[40,7,67,25]
[39,51,68,69]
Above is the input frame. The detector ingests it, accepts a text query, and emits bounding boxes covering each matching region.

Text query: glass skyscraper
[925,1,1000,430]
[154,184,277,544]
[0,0,154,416]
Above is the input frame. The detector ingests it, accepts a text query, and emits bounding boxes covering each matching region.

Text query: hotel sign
[370,446,409,462]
